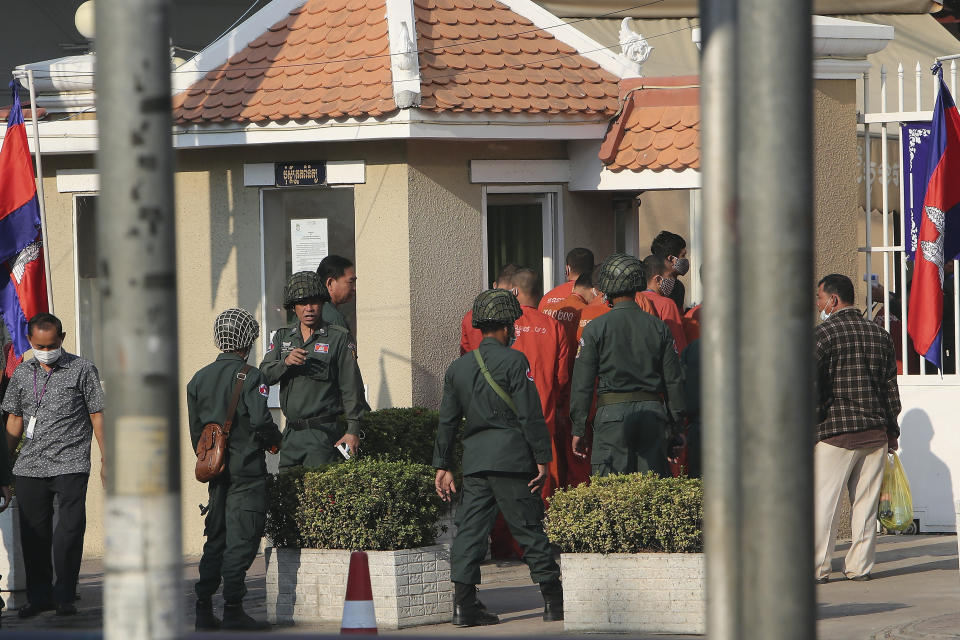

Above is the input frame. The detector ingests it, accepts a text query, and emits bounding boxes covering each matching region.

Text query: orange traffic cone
[341,551,377,634]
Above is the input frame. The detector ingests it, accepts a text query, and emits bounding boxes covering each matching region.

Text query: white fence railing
[859,60,960,382]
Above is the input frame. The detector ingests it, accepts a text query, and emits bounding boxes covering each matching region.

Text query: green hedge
[340,407,462,476]
[265,458,444,550]
[545,473,703,554]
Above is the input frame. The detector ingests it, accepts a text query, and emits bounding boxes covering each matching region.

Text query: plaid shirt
[814,307,901,442]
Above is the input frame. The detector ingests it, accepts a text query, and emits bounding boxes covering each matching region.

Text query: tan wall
[814,79,862,300]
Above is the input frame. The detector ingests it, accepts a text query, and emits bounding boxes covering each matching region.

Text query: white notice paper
[290,218,329,273]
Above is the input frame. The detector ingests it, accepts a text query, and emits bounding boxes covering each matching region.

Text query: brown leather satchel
[195,364,251,483]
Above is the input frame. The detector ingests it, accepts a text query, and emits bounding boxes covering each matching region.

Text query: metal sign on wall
[275,162,326,187]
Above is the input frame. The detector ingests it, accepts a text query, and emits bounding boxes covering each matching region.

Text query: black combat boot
[540,579,564,622]
[452,582,499,627]
[194,599,220,632]
[221,602,270,631]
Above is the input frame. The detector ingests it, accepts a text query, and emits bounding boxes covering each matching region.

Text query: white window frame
[480,184,564,292]
[72,192,99,358]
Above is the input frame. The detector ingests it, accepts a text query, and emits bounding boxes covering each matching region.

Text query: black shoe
[540,579,564,622]
[221,603,270,631]
[195,599,220,632]
[848,574,871,582]
[452,603,500,627]
[56,603,78,616]
[18,602,54,619]
[816,576,829,584]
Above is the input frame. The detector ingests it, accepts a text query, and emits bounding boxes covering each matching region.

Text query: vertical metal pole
[737,0,815,637]
[95,1,182,638]
[699,0,741,638]
[25,70,54,313]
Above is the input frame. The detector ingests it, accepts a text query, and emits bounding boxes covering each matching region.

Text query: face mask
[34,347,62,365]
[658,277,676,298]
[818,297,837,322]
[673,257,690,276]
[507,327,517,348]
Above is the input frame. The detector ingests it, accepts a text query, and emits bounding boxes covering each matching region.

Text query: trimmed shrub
[340,407,462,476]
[545,473,703,554]
[265,458,444,550]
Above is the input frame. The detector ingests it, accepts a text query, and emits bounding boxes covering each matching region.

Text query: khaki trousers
[814,442,886,580]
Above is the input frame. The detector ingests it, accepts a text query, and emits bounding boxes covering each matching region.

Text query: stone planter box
[0,499,26,610]
[561,552,705,634]
[265,544,453,629]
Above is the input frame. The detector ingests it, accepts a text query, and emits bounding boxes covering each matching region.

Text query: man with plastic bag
[814,274,901,583]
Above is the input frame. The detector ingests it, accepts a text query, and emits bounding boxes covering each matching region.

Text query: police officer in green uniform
[188,308,282,632]
[434,289,563,628]
[570,253,686,477]
[260,272,367,469]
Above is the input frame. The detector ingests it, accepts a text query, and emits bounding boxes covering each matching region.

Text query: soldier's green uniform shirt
[434,337,559,587]
[322,303,351,334]
[260,319,367,468]
[186,352,281,604]
[570,300,685,476]
[434,338,552,474]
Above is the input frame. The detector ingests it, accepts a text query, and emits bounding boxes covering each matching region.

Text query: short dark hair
[511,267,539,296]
[818,274,855,304]
[565,248,594,276]
[642,254,668,281]
[650,231,686,259]
[28,313,63,337]
[495,263,520,286]
[317,255,354,282]
[574,271,593,288]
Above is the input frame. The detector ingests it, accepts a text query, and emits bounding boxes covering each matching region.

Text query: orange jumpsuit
[459,310,482,355]
[683,304,702,344]
[538,280,575,313]
[542,292,591,489]
[641,290,688,353]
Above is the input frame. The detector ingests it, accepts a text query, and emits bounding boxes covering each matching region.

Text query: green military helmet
[597,253,645,298]
[471,289,522,328]
[283,271,330,309]
[213,307,260,352]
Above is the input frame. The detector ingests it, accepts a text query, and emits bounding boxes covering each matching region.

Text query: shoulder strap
[223,364,252,436]
[472,349,517,414]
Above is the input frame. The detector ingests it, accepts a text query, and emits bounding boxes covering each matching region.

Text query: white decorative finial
[619,17,653,78]
[397,22,417,72]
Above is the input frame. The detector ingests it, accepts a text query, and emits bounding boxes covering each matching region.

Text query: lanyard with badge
[26,366,55,439]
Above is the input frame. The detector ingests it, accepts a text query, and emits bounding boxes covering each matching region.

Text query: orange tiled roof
[414,0,619,115]
[173,0,620,124]
[599,76,700,173]
[174,0,395,123]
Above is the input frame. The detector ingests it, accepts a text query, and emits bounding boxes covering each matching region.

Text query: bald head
[511,267,540,307]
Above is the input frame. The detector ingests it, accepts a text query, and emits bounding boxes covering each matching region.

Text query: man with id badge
[260,272,367,470]
[1,313,105,618]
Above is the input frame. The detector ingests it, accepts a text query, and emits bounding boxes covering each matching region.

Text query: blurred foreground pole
[737,0,816,638]
[95,1,182,638]
[698,0,741,638]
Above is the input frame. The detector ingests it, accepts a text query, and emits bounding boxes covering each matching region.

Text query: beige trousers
[813,441,887,579]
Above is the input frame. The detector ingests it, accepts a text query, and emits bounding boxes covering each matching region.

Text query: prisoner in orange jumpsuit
[683,304,702,344]
[641,255,688,353]
[459,264,520,355]
[538,247,594,312]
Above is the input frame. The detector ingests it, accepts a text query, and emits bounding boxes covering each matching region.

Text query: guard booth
[859,57,960,533]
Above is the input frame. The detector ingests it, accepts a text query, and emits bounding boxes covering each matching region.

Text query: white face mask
[34,347,62,365]
[818,297,837,323]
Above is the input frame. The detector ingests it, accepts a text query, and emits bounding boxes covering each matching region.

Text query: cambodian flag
[907,65,960,370]
[0,80,47,376]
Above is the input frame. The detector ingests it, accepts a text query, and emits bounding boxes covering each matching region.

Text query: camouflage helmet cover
[597,253,645,297]
[283,271,329,309]
[471,289,522,328]
[214,307,260,352]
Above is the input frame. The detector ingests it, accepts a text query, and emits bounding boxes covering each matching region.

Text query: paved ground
[2,534,957,638]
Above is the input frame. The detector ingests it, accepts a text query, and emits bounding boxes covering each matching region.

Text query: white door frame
[480,184,565,292]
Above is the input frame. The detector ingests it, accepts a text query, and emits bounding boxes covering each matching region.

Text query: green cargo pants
[591,400,668,477]
[451,473,560,586]
[196,475,267,604]
[278,421,341,470]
